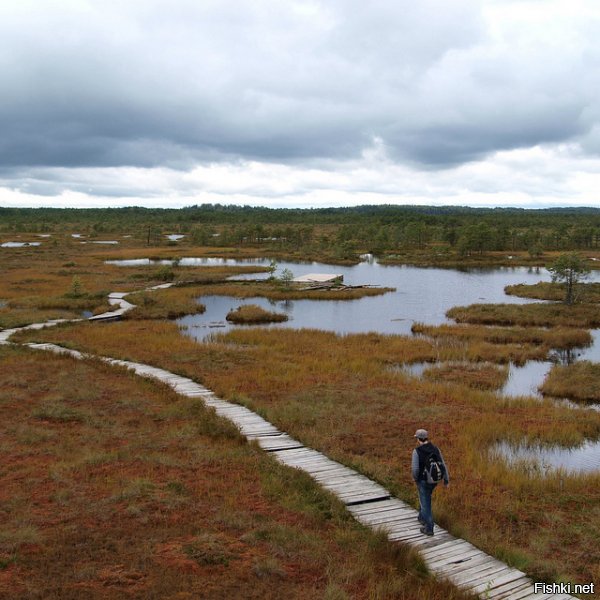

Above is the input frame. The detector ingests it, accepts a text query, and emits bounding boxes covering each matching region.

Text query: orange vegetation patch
[18,320,600,587]
[0,345,468,600]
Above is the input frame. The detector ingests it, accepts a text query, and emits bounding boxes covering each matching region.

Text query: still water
[174,258,580,337]
[1,241,42,247]
[491,440,600,474]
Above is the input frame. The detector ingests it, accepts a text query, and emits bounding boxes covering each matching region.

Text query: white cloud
[0,0,600,207]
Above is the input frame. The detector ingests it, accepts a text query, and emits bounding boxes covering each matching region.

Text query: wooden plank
[318,481,380,494]
[490,585,535,600]
[254,435,303,450]
[293,456,343,467]
[346,497,411,511]
[354,506,416,520]
[276,451,333,463]
[420,540,476,560]
[276,448,333,460]
[436,553,499,577]
[312,474,367,486]
[425,548,485,570]
[446,562,512,587]
[347,499,407,514]
[352,500,414,514]
[440,562,509,588]
[486,580,536,599]
[410,532,454,549]
[320,481,390,496]
[388,530,428,542]
[357,511,419,527]
[453,565,517,589]
[296,463,354,476]
[338,492,391,504]
[318,475,384,489]
[468,570,527,595]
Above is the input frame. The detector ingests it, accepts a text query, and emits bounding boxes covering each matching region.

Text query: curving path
[0,288,578,600]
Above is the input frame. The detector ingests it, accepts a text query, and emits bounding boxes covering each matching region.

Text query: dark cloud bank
[0,1,599,205]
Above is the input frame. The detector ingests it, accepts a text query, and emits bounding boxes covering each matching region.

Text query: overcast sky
[1,0,600,209]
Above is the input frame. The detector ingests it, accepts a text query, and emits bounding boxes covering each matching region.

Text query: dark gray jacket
[412,442,449,484]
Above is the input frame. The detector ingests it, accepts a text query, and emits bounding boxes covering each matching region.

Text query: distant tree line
[2,204,600,256]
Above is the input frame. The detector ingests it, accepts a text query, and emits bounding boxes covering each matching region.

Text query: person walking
[411,428,449,536]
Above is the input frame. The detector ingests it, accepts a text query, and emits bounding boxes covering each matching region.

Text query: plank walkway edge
[0,297,579,600]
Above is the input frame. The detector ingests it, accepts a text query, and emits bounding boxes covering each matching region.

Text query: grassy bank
[187,281,395,301]
[16,320,600,588]
[412,323,592,351]
[540,361,600,402]
[505,282,600,303]
[446,302,600,328]
[0,345,468,600]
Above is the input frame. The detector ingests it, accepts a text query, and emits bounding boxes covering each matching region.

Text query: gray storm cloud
[1,0,596,174]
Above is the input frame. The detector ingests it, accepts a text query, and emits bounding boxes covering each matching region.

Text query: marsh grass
[184,281,394,301]
[412,322,592,350]
[0,344,469,599]
[0,307,80,329]
[183,533,238,566]
[125,288,206,320]
[422,362,509,390]
[32,401,88,423]
[505,281,600,303]
[447,302,600,328]
[226,304,288,324]
[540,361,600,401]
[18,319,600,584]
[0,525,42,554]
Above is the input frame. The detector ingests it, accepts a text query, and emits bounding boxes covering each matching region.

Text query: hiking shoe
[420,527,434,537]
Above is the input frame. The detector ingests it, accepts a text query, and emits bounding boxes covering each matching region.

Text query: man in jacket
[411,428,449,536]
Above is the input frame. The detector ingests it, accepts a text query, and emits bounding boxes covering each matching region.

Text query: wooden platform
[0,286,579,600]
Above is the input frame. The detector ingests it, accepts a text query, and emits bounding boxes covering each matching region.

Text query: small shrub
[252,557,286,579]
[32,401,86,423]
[68,276,85,297]
[153,266,175,281]
[183,534,236,566]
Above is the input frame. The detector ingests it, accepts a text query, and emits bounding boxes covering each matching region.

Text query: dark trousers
[417,480,437,533]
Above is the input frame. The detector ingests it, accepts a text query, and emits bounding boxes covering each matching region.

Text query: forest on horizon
[2,204,600,258]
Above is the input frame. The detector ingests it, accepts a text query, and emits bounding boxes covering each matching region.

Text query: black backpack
[423,452,445,484]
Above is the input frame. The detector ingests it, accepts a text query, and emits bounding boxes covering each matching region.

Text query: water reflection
[501,361,553,398]
[550,329,600,364]
[491,439,600,474]
[1,241,42,247]
[107,257,259,267]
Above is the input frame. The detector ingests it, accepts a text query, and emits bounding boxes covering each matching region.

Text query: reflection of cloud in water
[501,361,553,399]
[1,241,42,247]
[491,440,600,474]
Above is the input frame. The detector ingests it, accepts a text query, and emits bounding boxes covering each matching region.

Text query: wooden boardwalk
[11,336,577,600]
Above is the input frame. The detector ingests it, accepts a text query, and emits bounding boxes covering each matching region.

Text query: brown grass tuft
[226,304,288,324]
